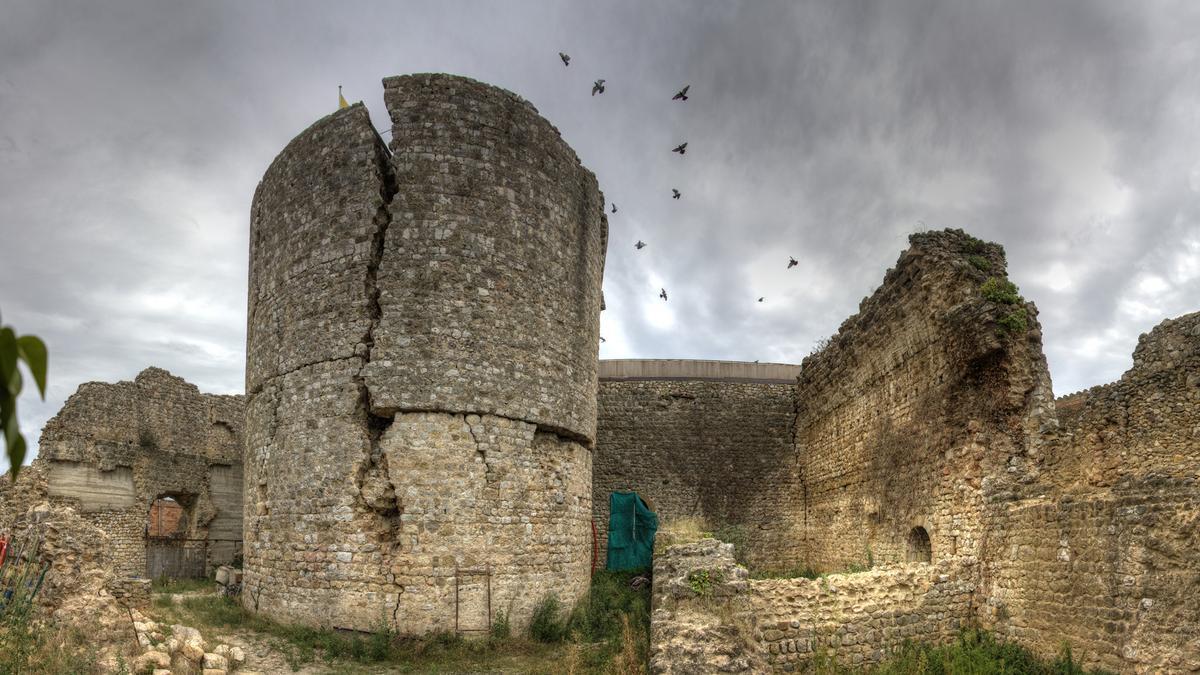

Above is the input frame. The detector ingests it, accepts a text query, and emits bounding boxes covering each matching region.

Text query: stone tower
[244,74,607,633]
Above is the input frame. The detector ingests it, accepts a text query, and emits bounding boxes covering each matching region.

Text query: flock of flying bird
[558,51,799,341]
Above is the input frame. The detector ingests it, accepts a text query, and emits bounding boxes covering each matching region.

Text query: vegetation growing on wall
[978,276,1030,337]
[980,277,1021,305]
[808,628,1111,675]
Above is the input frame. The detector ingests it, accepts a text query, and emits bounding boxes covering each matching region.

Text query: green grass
[807,628,1112,675]
[522,570,652,671]
[148,569,652,673]
[0,605,113,674]
[150,576,215,593]
[750,565,821,580]
[749,551,871,580]
[565,569,651,673]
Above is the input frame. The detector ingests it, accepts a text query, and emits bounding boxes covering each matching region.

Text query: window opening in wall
[146,494,207,580]
[147,496,186,539]
[906,526,932,563]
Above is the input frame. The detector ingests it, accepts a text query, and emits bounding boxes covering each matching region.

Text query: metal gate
[146,538,207,580]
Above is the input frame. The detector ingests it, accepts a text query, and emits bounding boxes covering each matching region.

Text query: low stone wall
[108,576,152,609]
[650,539,975,673]
[750,562,975,671]
[650,539,766,674]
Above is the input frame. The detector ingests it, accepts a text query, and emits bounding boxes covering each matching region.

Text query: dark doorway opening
[906,526,932,563]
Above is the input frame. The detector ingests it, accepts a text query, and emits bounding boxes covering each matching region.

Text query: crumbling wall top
[40,366,243,465]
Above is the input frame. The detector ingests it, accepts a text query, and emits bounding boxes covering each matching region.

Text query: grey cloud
[3,0,1198,470]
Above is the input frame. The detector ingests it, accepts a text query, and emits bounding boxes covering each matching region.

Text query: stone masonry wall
[244,73,606,634]
[648,538,975,674]
[978,312,1200,673]
[791,229,1053,571]
[594,364,799,569]
[749,563,975,671]
[29,367,245,578]
[366,74,607,442]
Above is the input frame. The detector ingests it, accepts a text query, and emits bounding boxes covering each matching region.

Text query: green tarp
[606,491,658,571]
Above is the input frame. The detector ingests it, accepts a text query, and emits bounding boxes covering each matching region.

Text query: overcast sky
[3,0,1199,470]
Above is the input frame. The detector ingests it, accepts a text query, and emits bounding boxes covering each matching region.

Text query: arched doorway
[145,493,205,579]
[906,526,932,563]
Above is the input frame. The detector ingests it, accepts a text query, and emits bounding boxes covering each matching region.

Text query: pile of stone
[129,609,257,675]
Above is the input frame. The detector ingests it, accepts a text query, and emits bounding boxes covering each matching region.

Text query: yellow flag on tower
[338,85,349,110]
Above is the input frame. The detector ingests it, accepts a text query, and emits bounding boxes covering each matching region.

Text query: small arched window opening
[147,496,187,538]
[906,526,932,563]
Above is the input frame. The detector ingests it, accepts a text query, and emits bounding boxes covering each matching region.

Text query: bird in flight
[635,240,646,250]
[559,52,570,66]
[600,336,606,343]
[659,288,669,301]
[788,257,798,269]
[672,142,688,155]
[758,297,764,303]
[671,189,681,199]
[673,85,690,101]
[592,79,606,96]
[611,203,618,214]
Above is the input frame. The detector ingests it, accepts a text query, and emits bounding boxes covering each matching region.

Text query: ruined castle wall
[749,563,975,671]
[244,74,606,633]
[593,361,800,569]
[792,230,1053,572]
[979,313,1200,673]
[364,74,607,442]
[29,367,244,577]
[649,539,974,674]
[1043,313,1200,487]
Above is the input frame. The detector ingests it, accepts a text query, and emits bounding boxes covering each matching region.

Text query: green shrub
[568,570,650,645]
[964,235,988,253]
[998,308,1029,335]
[567,570,652,672]
[490,608,511,642]
[980,277,1021,304]
[967,255,991,271]
[529,593,567,643]
[687,568,723,597]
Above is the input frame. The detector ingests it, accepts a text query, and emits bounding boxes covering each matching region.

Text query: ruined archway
[147,496,185,538]
[145,492,205,579]
[906,526,932,563]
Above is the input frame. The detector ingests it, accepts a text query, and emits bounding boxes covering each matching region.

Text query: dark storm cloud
[3,0,1198,470]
